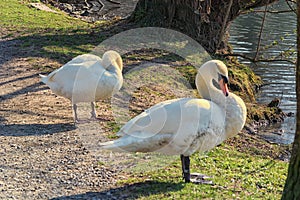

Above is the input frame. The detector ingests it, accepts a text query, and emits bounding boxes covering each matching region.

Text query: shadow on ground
[0,80,48,102]
[51,180,184,200]
[0,123,75,136]
[0,20,189,70]
[0,21,132,67]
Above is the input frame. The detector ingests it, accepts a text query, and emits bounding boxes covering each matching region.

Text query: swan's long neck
[196,68,226,108]
[107,60,123,78]
[102,51,123,72]
[196,66,246,139]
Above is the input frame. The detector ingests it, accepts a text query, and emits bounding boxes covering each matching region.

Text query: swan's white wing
[44,54,103,85]
[225,93,247,137]
[117,98,184,137]
[42,61,103,100]
[43,60,97,82]
[86,60,107,75]
[40,51,123,122]
[68,54,101,64]
[101,98,226,155]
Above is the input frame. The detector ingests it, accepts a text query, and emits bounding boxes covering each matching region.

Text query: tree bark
[281,1,300,199]
[129,0,278,54]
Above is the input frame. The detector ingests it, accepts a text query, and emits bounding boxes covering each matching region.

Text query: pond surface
[229,1,296,144]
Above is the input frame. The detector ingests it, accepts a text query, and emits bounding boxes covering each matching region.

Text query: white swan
[99,60,247,183]
[40,50,123,123]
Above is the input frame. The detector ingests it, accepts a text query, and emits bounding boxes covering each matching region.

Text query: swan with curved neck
[196,60,246,140]
[100,60,246,183]
[40,50,123,123]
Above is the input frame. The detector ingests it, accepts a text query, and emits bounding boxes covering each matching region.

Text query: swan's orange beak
[219,79,229,97]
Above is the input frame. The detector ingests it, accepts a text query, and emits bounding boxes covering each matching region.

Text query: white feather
[40,50,123,122]
[40,51,123,103]
[100,60,247,156]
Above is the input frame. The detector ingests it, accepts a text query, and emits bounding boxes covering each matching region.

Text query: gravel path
[0,36,127,199]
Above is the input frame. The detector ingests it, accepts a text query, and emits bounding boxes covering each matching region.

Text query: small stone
[267,98,280,107]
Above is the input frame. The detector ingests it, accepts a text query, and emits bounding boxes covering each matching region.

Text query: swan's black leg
[73,103,89,124]
[180,154,213,184]
[90,102,97,119]
[73,104,79,123]
[180,155,191,183]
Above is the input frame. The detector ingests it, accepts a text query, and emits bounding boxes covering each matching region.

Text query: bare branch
[240,0,279,10]
[219,53,296,64]
[286,0,296,3]
[106,0,121,5]
[217,0,233,50]
[285,0,297,14]
[255,3,268,60]
[241,9,294,14]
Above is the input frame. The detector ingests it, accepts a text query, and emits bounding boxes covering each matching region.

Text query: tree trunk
[129,0,278,54]
[281,1,300,199]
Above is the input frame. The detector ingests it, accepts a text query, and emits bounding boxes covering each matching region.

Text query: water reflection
[229,1,296,144]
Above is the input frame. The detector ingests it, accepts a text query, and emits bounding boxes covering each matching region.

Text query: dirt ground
[0,31,197,198]
[0,35,121,199]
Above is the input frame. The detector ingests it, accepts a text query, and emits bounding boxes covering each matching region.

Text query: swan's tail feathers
[99,133,173,153]
[99,135,146,152]
[99,140,128,152]
[39,74,48,84]
[39,73,56,84]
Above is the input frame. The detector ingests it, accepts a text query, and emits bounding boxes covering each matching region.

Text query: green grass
[106,121,121,137]
[0,0,108,65]
[115,144,287,199]
[1,0,90,34]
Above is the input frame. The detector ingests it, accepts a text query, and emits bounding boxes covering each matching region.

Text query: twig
[219,53,296,64]
[217,0,233,50]
[106,0,121,5]
[241,9,294,14]
[240,0,296,15]
[285,0,297,14]
[84,0,90,7]
[241,0,278,11]
[254,2,268,61]
[278,91,284,107]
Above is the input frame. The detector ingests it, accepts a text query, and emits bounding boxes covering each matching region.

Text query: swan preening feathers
[100,60,247,183]
[40,50,123,123]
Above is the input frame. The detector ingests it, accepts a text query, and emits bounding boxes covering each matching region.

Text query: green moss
[174,65,197,89]
[226,58,262,102]
[246,103,284,124]
[223,58,284,124]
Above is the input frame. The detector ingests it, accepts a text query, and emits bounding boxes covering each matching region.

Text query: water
[229,1,296,144]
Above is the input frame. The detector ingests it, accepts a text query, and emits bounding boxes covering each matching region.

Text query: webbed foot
[190,173,213,184]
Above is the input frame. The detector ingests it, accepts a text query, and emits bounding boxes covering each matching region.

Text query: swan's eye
[218,73,229,83]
